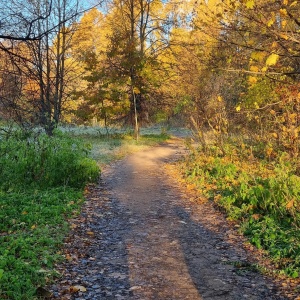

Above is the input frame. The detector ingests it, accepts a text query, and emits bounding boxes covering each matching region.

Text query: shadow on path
[173,205,286,300]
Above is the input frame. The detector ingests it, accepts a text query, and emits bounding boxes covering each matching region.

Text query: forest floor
[48,138,298,300]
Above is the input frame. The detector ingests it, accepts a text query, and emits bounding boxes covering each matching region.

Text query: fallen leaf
[70,223,77,229]
[129,286,141,291]
[65,254,72,261]
[252,214,261,220]
[70,285,87,293]
[286,199,294,209]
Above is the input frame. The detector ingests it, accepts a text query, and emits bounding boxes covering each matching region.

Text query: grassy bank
[179,141,300,278]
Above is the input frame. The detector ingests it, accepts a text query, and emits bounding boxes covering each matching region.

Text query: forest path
[50,138,287,300]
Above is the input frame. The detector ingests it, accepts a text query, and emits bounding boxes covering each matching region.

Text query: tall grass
[0,130,99,190]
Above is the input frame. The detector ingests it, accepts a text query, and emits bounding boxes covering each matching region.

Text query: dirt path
[49,139,288,300]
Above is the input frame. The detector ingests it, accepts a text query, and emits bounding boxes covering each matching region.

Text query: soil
[48,138,299,300]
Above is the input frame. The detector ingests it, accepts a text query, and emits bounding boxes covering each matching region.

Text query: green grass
[179,144,300,278]
[0,188,83,299]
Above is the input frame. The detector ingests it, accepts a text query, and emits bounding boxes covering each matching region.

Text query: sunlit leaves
[267,18,275,27]
[279,33,289,40]
[249,65,259,72]
[289,0,298,7]
[281,19,287,28]
[248,76,257,84]
[251,51,267,62]
[245,0,255,9]
[265,53,279,66]
[279,8,288,16]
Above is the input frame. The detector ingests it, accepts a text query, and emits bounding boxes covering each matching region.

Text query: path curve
[49,139,287,300]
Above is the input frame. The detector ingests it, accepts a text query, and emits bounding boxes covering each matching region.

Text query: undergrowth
[0,129,100,300]
[0,188,83,299]
[180,142,300,278]
[0,130,99,190]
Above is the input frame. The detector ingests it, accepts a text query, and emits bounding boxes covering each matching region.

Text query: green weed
[180,145,300,277]
[0,188,83,299]
[0,130,100,190]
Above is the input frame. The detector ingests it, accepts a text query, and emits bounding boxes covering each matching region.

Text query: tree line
[1,0,300,155]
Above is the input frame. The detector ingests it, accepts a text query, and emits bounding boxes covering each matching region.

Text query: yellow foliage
[281,20,287,28]
[267,18,275,27]
[279,8,288,16]
[236,105,241,112]
[289,113,297,124]
[250,65,259,72]
[133,87,140,94]
[280,33,289,40]
[265,147,273,157]
[245,0,255,9]
[248,76,258,84]
[251,51,267,62]
[290,0,298,6]
[266,53,279,66]
[261,66,268,72]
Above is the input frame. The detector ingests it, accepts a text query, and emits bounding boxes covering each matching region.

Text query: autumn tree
[185,0,300,156]
[0,0,104,134]
[69,8,120,126]
[102,0,171,137]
